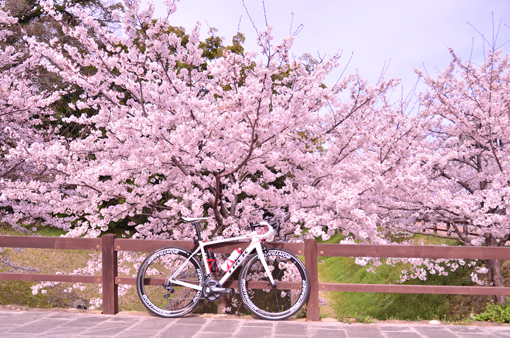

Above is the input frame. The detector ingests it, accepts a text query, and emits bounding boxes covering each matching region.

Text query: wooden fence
[1,234,509,321]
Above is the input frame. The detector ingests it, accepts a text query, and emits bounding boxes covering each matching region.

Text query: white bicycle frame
[167,221,276,291]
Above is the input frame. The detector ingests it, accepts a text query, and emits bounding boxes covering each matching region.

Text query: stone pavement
[0,309,509,338]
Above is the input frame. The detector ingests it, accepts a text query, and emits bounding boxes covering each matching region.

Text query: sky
[142,0,510,93]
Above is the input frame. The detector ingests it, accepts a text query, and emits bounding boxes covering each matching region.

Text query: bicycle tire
[136,247,204,318]
[238,248,310,320]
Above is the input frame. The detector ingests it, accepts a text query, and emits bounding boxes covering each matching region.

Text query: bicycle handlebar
[253,221,273,240]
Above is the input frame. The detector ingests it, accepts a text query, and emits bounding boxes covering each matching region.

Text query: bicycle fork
[255,244,276,287]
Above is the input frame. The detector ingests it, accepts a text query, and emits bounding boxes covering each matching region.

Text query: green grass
[476,300,510,323]
[317,233,492,321]
[0,243,102,310]
[412,233,462,246]
[0,222,104,310]
[318,256,485,321]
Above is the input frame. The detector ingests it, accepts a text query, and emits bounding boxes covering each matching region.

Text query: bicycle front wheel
[238,248,310,320]
[136,247,204,318]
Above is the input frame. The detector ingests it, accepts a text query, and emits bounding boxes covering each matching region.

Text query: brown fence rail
[1,234,509,321]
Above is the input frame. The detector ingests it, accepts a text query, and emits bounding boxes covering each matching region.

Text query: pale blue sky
[143,0,510,92]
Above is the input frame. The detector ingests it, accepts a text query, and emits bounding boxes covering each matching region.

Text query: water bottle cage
[206,248,218,273]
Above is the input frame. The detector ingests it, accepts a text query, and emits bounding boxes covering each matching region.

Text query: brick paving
[0,309,509,337]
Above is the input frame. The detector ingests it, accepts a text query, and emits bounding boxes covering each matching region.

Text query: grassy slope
[0,224,149,311]
[317,234,495,321]
[0,224,99,309]
[0,224,227,313]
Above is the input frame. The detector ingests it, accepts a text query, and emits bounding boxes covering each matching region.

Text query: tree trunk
[485,259,506,304]
[484,235,507,304]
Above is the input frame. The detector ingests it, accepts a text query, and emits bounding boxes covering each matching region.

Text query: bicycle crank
[202,279,232,301]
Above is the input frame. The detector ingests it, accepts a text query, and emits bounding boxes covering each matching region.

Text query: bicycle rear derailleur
[162,278,175,299]
[202,279,232,301]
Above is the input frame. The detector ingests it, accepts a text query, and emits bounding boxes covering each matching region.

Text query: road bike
[136,217,310,320]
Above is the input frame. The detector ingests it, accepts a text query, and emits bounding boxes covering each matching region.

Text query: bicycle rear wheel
[238,248,310,320]
[136,247,204,318]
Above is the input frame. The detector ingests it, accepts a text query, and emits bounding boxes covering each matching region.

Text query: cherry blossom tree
[0,5,63,274]
[375,47,510,303]
[290,35,510,303]
[1,0,335,242]
[288,73,415,243]
[1,0,404,245]
[0,5,62,230]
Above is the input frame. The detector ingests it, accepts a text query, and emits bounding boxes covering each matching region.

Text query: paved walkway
[0,309,509,338]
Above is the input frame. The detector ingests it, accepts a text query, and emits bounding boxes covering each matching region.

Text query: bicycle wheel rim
[239,249,310,320]
[137,247,204,318]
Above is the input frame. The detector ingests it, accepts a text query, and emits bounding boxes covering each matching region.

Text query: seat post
[193,221,202,241]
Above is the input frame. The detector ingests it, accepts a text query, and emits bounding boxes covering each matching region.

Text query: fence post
[304,238,320,321]
[102,234,118,315]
